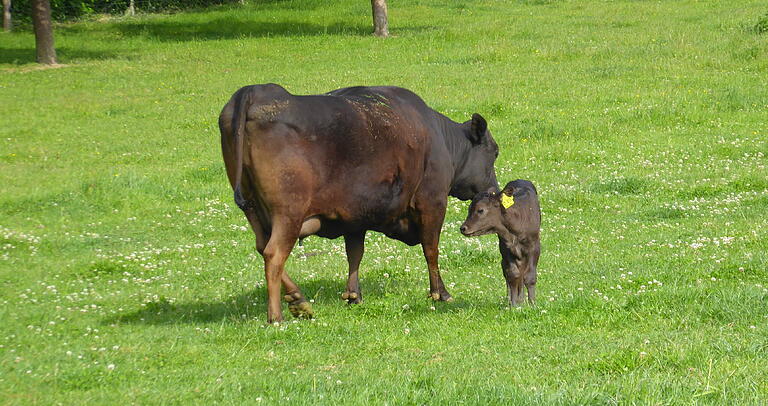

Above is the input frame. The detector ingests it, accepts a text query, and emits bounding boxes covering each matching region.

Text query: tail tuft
[234,185,250,211]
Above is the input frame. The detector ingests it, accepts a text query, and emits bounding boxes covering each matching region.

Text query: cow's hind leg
[244,209,268,254]
[261,215,309,323]
[283,272,313,319]
[342,231,365,304]
[246,209,310,317]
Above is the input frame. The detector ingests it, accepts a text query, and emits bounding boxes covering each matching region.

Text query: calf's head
[460,189,505,237]
[450,113,499,200]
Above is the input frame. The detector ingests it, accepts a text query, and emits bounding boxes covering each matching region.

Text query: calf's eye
[478,208,485,214]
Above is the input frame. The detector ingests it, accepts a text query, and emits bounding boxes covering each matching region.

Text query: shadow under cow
[105,277,337,325]
[104,275,477,326]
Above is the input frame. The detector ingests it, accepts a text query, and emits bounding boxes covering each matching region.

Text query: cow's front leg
[420,225,452,302]
[422,240,452,301]
[342,231,365,304]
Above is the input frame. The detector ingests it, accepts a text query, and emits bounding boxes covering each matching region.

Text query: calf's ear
[468,113,488,145]
[486,187,501,206]
[501,184,517,197]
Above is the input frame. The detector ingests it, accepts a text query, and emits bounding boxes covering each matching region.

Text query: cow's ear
[468,113,487,145]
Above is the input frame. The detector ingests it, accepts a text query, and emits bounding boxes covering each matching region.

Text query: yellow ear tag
[501,193,515,209]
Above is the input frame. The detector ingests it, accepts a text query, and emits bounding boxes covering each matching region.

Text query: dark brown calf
[460,180,541,306]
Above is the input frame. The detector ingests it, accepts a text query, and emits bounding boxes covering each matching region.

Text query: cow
[460,180,541,306]
[219,84,499,323]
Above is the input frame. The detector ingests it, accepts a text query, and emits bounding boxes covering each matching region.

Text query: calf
[460,180,541,306]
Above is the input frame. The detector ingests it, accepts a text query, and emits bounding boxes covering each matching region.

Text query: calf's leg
[525,247,540,305]
[505,278,515,306]
[342,231,365,304]
[524,270,536,305]
[500,241,521,306]
[501,256,514,305]
[505,263,522,307]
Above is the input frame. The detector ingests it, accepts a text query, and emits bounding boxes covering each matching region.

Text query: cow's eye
[478,208,485,215]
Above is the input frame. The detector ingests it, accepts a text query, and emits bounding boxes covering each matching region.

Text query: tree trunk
[125,0,135,16]
[371,0,389,37]
[2,0,11,32]
[31,0,57,64]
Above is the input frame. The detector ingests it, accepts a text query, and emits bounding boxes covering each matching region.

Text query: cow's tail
[232,86,252,211]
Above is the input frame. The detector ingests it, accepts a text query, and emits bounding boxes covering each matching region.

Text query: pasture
[1,0,767,403]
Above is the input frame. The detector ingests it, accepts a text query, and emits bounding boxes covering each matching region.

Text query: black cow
[219,84,499,322]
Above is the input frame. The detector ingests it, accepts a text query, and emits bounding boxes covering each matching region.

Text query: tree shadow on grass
[93,17,434,42]
[0,46,118,65]
[113,18,372,41]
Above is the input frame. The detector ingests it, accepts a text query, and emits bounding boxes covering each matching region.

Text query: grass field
[2,0,768,403]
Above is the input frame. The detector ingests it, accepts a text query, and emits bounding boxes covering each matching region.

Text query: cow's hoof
[341,291,362,304]
[429,291,454,302]
[266,316,283,325]
[288,299,314,319]
[284,291,313,319]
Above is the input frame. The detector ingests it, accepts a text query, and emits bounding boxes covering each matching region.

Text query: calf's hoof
[341,291,362,304]
[507,297,527,307]
[284,292,314,319]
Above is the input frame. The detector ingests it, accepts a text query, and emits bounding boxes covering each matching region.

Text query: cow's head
[460,188,503,237]
[451,113,499,200]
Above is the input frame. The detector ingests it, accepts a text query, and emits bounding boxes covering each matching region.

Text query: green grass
[2,0,768,403]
